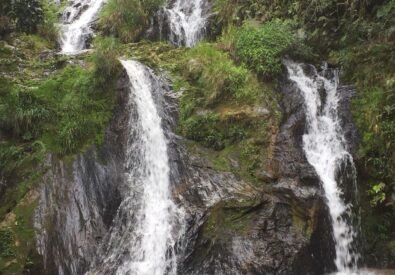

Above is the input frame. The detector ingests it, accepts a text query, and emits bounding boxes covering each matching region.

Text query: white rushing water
[90,60,182,275]
[285,61,359,273]
[163,0,208,47]
[60,0,106,53]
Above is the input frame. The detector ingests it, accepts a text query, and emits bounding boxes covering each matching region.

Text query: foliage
[176,43,275,151]
[180,43,258,112]
[98,0,165,42]
[0,0,44,34]
[234,20,302,77]
[0,46,120,159]
[367,182,387,206]
[0,229,14,258]
[0,0,14,37]
[180,113,225,150]
[36,0,60,46]
[91,37,122,81]
[13,0,44,33]
[37,64,118,155]
[0,82,51,141]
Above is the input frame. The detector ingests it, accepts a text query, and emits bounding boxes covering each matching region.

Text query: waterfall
[60,0,106,53]
[89,60,183,275]
[285,61,359,273]
[160,0,209,47]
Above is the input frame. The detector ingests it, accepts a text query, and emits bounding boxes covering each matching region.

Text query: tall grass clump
[180,43,256,112]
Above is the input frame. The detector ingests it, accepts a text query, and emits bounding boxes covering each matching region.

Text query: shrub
[234,20,297,77]
[12,0,44,33]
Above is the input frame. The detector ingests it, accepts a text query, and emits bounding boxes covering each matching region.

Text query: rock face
[34,64,359,275]
[34,72,130,274]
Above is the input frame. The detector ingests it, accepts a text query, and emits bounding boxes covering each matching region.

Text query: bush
[99,0,165,42]
[235,20,297,77]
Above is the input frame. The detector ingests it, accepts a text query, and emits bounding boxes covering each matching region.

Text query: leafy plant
[234,20,298,77]
[0,229,15,258]
[368,182,387,206]
[12,0,43,33]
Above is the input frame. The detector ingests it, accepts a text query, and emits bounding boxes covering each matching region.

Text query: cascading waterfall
[161,0,209,47]
[60,0,106,53]
[285,61,360,273]
[89,60,183,275]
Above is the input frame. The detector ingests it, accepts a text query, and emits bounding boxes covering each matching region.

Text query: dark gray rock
[34,72,130,275]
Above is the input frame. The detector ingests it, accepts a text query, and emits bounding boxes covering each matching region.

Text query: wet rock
[273,75,318,180]
[336,84,359,155]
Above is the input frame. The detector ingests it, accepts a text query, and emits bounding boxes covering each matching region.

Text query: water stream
[88,60,183,275]
[285,61,360,273]
[60,0,107,53]
[159,0,209,47]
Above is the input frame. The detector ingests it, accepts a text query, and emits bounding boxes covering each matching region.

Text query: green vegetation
[167,43,279,184]
[177,43,278,148]
[234,21,304,77]
[0,30,120,271]
[0,0,58,39]
[98,0,165,42]
[1,0,395,270]
[0,229,15,258]
[211,0,395,262]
